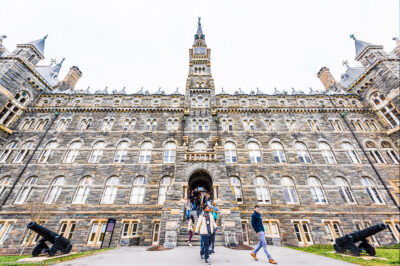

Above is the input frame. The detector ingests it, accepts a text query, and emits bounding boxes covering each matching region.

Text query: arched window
[281,177,298,204]
[272,142,286,163]
[123,119,136,131]
[370,92,400,128]
[248,142,261,163]
[230,177,243,203]
[342,142,361,164]
[138,142,152,163]
[365,142,386,164]
[130,177,146,204]
[224,142,237,163]
[64,141,82,163]
[334,177,356,204]
[158,177,171,204]
[361,177,384,204]
[114,141,129,163]
[0,176,11,198]
[0,91,30,127]
[44,176,65,204]
[254,177,270,203]
[381,141,399,164]
[38,141,58,163]
[0,141,18,163]
[15,176,37,204]
[34,119,49,131]
[20,119,34,130]
[56,118,70,131]
[163,142,176,163]
[101,177,119,204]
[89,141,105,163]
[370,91,385,106]
[194,141,207,152]
[296,142,311,163]
[72,176,92,204]
[319,142,336,164]
[307,177,327,204]
[13,141,33,163]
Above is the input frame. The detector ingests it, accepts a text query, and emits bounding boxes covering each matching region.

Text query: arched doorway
[188,170,213,200]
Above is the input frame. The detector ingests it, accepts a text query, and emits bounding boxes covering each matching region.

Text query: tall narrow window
[130,177,146,204]
[13,141,33,163]
[44,176,65,204]
[34,119,49,131]
[265,120,277,132]
[0,91,30,127]
[272,142,286,163]
[15,176,38,204]
[56,118,69,131]
[324,221,342,242]
[87,221,107,245]
[0,221,14,245]
[123,119,135,131]
[230,177,243,203]
[138,142,152,163]
[319,142,336,164]
[296,142,312,163]
[64,142,82,163]
[0,141,18,163]
[101,119,114,131]
[308,120,321,132]
[334,177,356,204]
[224,142,237,163]
[152,222,160,245]
[0,176,11,198]
[286,120,297,132]
[342,142,361,164]
[361,177,384,204]
[114,141,129,163]
[307,177,327,204]
[293,221,313,245]
[58,221,76,240]
[101,177,119,204]
[38,141,58,163]
[282,177,298,204]
[163,142,176,163]
[254,177,271,203]
[381,141,399,164]
[248,142,261,163]
[365,142,386,164]
[72,176,92,204]
[20,119,34,130]
[158,177,171,205]
[89,141,105,163]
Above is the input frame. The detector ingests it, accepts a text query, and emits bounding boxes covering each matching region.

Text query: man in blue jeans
[250,205,277,264]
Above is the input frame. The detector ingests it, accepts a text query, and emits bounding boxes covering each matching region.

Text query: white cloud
[0,0,398,94]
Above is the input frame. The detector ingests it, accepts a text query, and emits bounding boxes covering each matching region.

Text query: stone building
[0,19,399,254]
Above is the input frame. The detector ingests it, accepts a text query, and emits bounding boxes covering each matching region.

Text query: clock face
[194,47,206,55]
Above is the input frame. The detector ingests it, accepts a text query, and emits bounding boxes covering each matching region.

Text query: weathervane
[342,60,349,68]
[350,34,356,40]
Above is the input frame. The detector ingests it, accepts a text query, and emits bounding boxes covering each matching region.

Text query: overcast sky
[0,0,398,94]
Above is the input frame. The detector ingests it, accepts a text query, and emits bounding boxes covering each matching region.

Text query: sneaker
[269,258,277,264]
[189,243,192,246]
[201,254,204,260]
[250,252,259,261]
[205,259,211,265]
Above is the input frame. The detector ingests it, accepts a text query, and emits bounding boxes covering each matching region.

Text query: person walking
[188,215,195,246]
[195,205,217,265]
[250,205,277,264]
[186,199,192,220]
[208,207,218,254]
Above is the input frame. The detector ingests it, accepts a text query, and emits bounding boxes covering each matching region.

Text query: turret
[14,35,47,66]
[351,34,386,67]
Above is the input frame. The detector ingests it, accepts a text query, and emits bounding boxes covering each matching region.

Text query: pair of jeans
[209,232,215,252]
[200,234,211,260]
[253,231,272,259]
[188,230,193,243]
[186,209,191,220]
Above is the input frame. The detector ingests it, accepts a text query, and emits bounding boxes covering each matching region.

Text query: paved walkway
[57,246,354,266]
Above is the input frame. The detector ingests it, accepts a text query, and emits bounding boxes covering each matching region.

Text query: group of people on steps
[186,191,278,265]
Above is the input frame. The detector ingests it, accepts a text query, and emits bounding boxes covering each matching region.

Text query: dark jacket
[251,211,264,233]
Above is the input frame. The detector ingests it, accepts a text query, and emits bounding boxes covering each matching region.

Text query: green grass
[0,248,112,265]
[287,244,400,266]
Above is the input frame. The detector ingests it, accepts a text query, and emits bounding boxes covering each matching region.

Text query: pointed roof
[52,58,65,74]
[18,35,48,59]
[350,34,382,60]
[194,17,206,44]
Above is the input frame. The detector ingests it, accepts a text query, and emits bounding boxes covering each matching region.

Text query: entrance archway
[188,170,213,200]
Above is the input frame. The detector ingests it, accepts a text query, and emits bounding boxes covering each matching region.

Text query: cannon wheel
[333,244,345,253]
[32,242,49,257]
[359,240,376,256]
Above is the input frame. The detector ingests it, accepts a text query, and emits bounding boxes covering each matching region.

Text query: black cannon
[27,221,73,257]
[333,223,387,256]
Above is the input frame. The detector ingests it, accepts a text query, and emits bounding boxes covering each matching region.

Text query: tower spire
[194,17,205,45]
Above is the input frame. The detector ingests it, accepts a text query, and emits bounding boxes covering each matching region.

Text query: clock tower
[185,18,216,110]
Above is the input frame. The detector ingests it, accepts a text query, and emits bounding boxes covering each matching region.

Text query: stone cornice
[27,106,185,113]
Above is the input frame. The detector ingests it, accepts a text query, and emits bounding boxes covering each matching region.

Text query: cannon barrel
[27,222,58,244]
[336,223,386,245]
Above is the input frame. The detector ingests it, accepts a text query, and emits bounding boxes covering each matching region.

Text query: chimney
[317,67,336,90]
[62,66,82,89]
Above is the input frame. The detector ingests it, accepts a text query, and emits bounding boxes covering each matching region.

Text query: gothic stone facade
[0,22,399,254]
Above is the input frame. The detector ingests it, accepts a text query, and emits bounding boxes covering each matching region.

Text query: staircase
[178,212,224,246]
